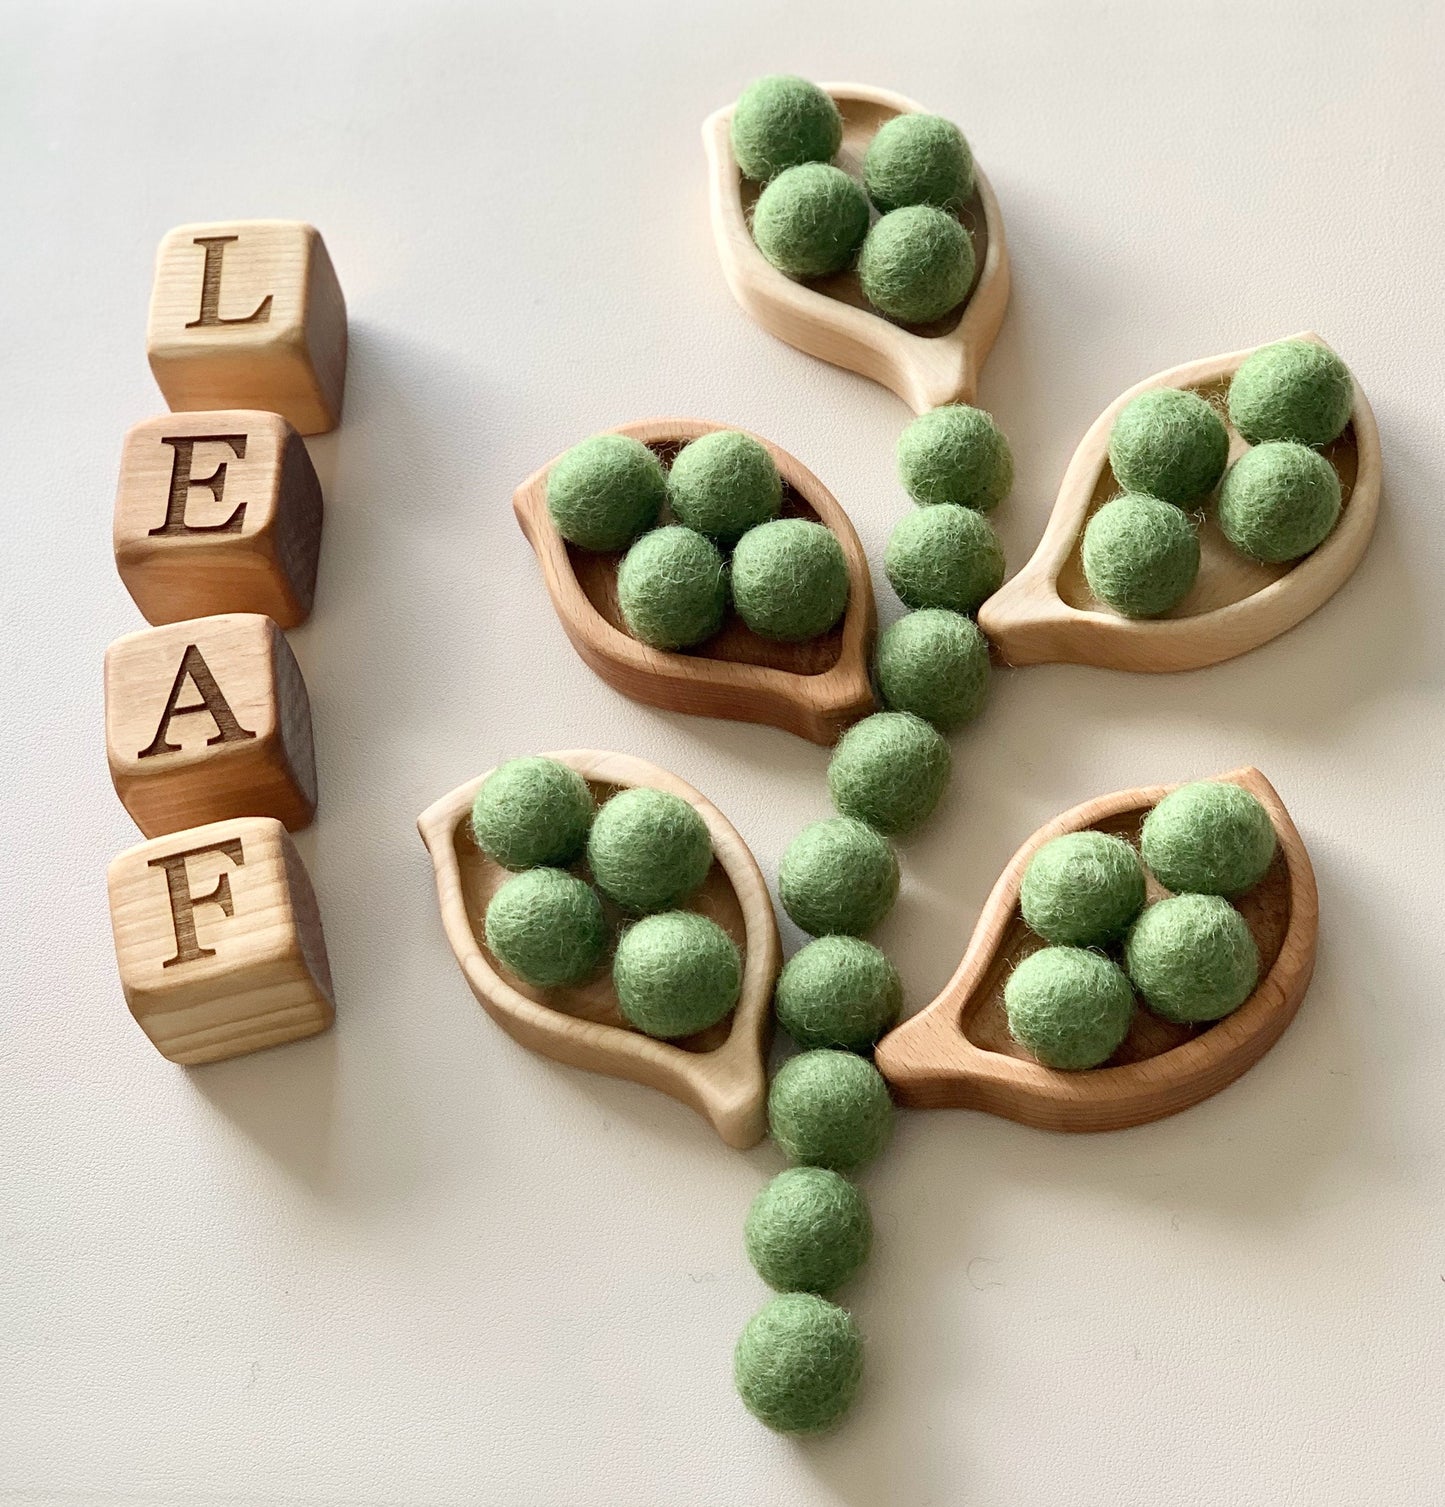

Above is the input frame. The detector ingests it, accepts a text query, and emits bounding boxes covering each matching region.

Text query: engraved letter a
[138,645,257,759]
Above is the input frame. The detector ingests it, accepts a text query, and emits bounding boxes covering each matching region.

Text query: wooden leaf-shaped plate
[874,767,1317,1132]
[703,82,1011,413]
[514,418,877,745]
[417,750,780,1148]
[979,333,1382,672]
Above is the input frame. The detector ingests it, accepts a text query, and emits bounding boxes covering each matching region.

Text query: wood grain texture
[418,750,780,1148]
[147,220,347,436]
[113,410,323,629]
[514,418,877,745]
[979,333,1382,671]
[874,767,1317,1132]
[105,612,317,838]
[703,82,1011,413]
[107,816,334,1065]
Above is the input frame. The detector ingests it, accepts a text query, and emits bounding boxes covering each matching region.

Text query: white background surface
[3,1,1443,1502]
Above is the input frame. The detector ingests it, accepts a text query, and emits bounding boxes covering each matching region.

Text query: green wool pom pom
[1082,493,1200,618]
[613,910,741,1039]
[897,404,1013,512]
[1141,780,1277,897]
[1216,441,1341,564]
[546,433,665,552]
[1125,894,1259,1024]
[1228,339,1353,448]
[1020,831,1147,948]
[752,163,870,278]
[731,517,850,642]
[666,430,782,545]
[884,503,1004,614]
[874,608,991,732]
[774,936,902,1052]
[1004,947,1135,1070]
[734,1292,863,1435]
[587,786,713,914]
[1108,387,1230,506]
[858,205,974,324]
[769,1049,893,1171]
[484,868,608,988]
[744,1167,872,1295]
[731,75,843,181]
[779,818,900,938]
[471,756,595,870]
[827,711,950,836]
[616,526,727,649]
[863,113,975,213]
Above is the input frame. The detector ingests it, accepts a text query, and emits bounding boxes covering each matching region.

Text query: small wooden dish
[417,750,780,1148]
[703,82,1011,413]
[514,418,877,745]
[873,767,1317,1132]
[979,333,1382,672]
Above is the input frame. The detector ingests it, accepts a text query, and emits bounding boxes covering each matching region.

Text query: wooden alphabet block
[147,220,347,436]
[113,410,323,628]
[105,613,317,838]
[107,817,335,1064]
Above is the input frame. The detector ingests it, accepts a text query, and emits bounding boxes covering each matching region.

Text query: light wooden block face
[108,817,334,1064]
[105,613,317,838]
[147,220,347,436]
[113,410,323,629]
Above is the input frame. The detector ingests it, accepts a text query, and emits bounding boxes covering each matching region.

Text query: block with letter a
[105,613,317,838]
[113,410,323,628]
[107,817,334,1064]
[146,220,347,435]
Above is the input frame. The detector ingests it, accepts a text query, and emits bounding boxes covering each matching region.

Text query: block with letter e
[147,220,347,435]
[114,410,323,628]
[105,613,317,838]
[108,817,334,1064]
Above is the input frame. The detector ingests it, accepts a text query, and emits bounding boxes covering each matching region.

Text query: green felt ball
[752,163,870,278]
[779,818,900,938]
[1125,894,1259,1023]
[1082,493,1200,618]
[666,430,782,545]
[587,787,713,914]
[731,517,850,642]
[731,75,843,181]
[858,205,974,324]
[546,433,665,552]
[1004,947,1135,1070]
[1108,387,1230,506]
[612,910,741,1039]
[744,1168,872,1295]
[1216,441,1341,564]
[1141,781,1277,897]
[884,503,1004,614]
[863,113,974,214]
[484,868,607,988]
[774,936,902,1052]
[1228,339,1352,448]
[873,608,991,732]
[734,1292,863,1435]
[827,711,950,836]
[768,1049,893,1171]
[616,525,727,649]
[1020,832,1147,947]
[897,404,1013,512]
[471,756,595,870]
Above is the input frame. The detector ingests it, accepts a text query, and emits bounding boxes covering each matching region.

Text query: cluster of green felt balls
[1083,339,1354,618]
[732,75,979,326]
[547,429,851,648]
[1003,780,1277,1069]
[734,402,1013,1436]
[472,755,749,1040]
